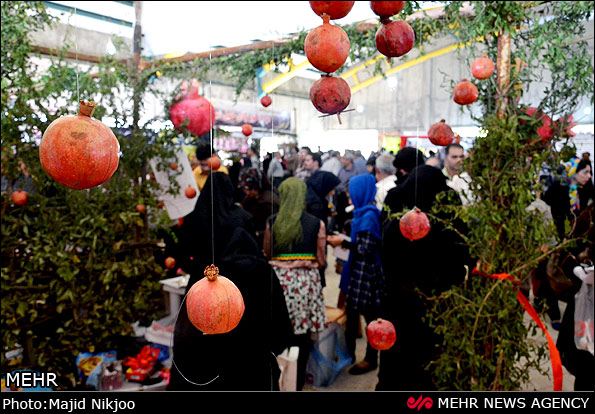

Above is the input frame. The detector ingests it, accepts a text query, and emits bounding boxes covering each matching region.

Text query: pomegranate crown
[204,264,219,281]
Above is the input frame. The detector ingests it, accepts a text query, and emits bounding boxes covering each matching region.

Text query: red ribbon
[122,346,159,371]
[472,267,563,391]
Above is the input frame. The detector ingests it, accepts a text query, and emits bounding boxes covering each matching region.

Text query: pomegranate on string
[309,1,355,20]
[372,2,414,60]
[305,14,351,74]
[453,79,479,105]
[165,257,176,269]
[370,1,405,19]
[399,207,430,241]
[310,75,351,124]
[241,123,253,137]
[186,264,245,335]
[367,318,397,350]
[39,100,120,190]
[260,95,272,108]
[471,53,495,80]
[208,156,221,170]
[428,119,455,146]
[169,80,216,137]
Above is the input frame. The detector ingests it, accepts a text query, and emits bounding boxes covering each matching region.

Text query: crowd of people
[164,141,594,391]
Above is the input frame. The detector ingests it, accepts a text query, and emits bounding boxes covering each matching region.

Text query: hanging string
[74,7,80,104]
[169,290,219,386]
[413,20,421,209]
[209,41,215,266]
[269,39,276,392]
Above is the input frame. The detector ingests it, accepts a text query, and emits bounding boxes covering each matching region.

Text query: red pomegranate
[310,75,351,121]
[428,119,455,146]
[261,95,272,107]
[366,318,397,351]
[11,190,28,206]
[453,79,479,105]
[208,156,221,171]
[370,1,405,18]
[305,14,351,74]
[136,204,146,213]
[186,264,245,335]
[177,217,184,227]
[169,162,178,170]
[375,20,415,59]
[309,1,355,20]
[185,185,197,199]
[169,82,215,137]
[399,207,430,241]
[471,53,495,80]
[165,257,176,269]
[241,123,253,136]
[39,101,120,190]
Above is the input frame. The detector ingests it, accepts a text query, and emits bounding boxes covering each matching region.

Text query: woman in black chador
[167,172,292,391]
[377,165,474,390]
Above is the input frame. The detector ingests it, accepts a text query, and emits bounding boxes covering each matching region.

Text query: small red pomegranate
[261,95,272,107]
[39,100,120,190]
[165,257,176,269]
[185,185,197,199]
[428,119,455,146]
[309,1,355,20]
[399,207,430,241]
[309,75,351,123]
[136,204,146,213]
[11,190,28,206]
[169,162,178,170]
[170,81,216,137]
[186,264,245,335]
[241,123,253,136]
[370,1,405,18]
[177,217,184,227]
[366,318,397,351]
[471,53,495,80]
[305,14,351,74]
[375,20,415,59]
[453,79,479,105]
[208,156,221,171]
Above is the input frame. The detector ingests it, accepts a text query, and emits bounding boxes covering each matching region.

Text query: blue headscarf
[340,174,381,293]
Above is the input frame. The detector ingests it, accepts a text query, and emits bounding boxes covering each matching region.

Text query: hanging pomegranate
[11,190,28,206]
[241,123,253,136]
[305,14,351,74]
[208,156,221,170]
[136,204,146,214]
[169,162,178,170]
[471,53,495,80]
[370,1,405,19]
[428,119,455,146]
[39,101,120,190]
[310,75,351,124]
[169,81,216,137]
[453,79,479,105]
[261,95,272,107]
[309,1,355,20]
[165,257,176,269]
[177,217,184,227]
[366,318,397,351]
[186,264,245,335]
[375,20,415,59]
[185,185,197,199]
[399,207,430,241]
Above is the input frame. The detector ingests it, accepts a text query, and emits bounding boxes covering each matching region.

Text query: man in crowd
[321,150,342,176]
[442,143,473,206]
[297,152,322,182]
[374,153,397,210]
[193,144,229,191]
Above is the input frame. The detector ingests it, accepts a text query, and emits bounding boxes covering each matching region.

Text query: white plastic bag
[573,264,594,355]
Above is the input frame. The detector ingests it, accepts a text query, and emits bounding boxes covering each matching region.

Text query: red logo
[407,396,433,410]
